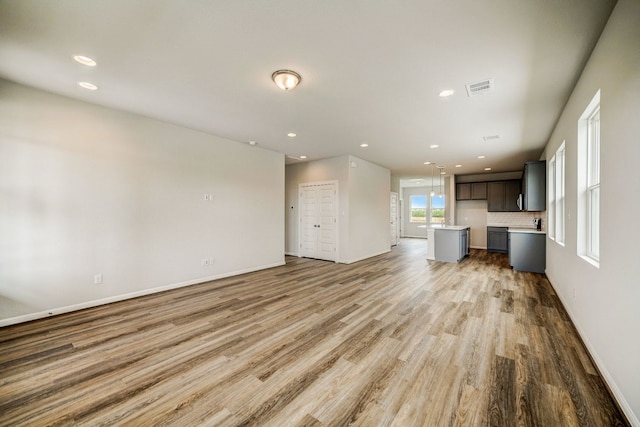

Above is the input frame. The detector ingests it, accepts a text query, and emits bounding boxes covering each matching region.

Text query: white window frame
[577,90,600,268]
[586,108,600,260]
[548,155,556,240]
[555,142,566,245]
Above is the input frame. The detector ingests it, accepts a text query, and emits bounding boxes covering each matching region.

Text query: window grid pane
[548,157,556,240]
[557,145,565,244]
[588,185,600,259]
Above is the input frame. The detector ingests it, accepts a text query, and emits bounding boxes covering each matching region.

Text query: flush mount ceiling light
[287,132,297,138]
[248,141,257,146]
[455,164,462,168]
[485,167,492,171]
[477,155,486,159]
[360,143,369,148]
[78,81,98,90]
[424,161,431,165]
[439,89,454,97]
[430,144,439,149]
[73,55,96,66]
[300,155,307,159]
[272,70,301,90]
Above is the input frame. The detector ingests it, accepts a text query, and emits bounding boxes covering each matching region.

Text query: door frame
[298,180,339,262]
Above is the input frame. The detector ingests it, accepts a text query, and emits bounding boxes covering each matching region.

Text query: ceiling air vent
[466,79,494,97]
[482,135,500,142]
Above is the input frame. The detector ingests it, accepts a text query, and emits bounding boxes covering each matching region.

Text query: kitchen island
[427,225,470,263]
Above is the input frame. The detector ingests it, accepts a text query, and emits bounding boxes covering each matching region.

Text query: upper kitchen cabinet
[521,161,546,211]
[456,182,487,200]
[488,180,521,212]
[456,183,471,200]
[471,182,487,200]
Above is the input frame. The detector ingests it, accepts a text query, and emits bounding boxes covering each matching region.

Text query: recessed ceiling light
[287,133,296,138]
[424,161,431,165]
[78,82,98,91]
[455,164,462,168]
[485,167,492,171]
[249,141,257,146]
[440,171,446,175]
[73,55,96,66]
[439,89,454,97]
[477,155,486,159]
[300,155,307,159]
[430,144,439,148]
[360,143,369,148]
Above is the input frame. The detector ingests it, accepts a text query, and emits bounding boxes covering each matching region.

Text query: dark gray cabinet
[521,161,546,211]
[487,226,508,253]
[488,180,521,212]
[456,183,471,200]
[509,231,546,273]
[471,182,487,200]
[456,182,487,200]
[505,180,521,211]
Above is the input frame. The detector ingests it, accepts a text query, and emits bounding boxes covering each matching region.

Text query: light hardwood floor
[0,239,628,426]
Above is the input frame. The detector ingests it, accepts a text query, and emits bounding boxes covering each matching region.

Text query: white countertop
[508,227,546,234]
[430,225,470,231]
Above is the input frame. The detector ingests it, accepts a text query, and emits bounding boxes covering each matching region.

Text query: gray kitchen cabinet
[487,226,508,253]
[434,227,470,263]
[456,183,471,200]
[488,180,521,212]
[521,161,546,211]
[471,182,487,200]
[509,230,546,273]
[457,182,487,200]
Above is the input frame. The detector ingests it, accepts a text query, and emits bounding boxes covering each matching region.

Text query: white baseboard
[0,261,285,328]
[284,251,298,257]
[547,273,639,427]
[401,235,428,239]
[470,245,487,250]
[340,249,391,264]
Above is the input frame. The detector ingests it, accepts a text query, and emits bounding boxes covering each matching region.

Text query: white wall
[284,155,390,263]
[346,155,391,263]
[0,80,285,326]
[456,200,488,249]
[542,0,640,423]
[284,156,349,258]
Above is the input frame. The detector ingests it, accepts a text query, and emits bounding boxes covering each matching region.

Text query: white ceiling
[0,0,615,178]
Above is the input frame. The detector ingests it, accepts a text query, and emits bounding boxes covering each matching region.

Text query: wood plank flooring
[0,239,628,426]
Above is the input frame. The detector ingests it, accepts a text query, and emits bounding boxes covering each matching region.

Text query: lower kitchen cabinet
[487,226,508,253]
[508,230,546,273]
[434,227,470,263]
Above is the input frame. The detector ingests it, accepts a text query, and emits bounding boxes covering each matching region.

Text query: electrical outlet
[202,259,210,266]
[203,194,215,201]
[94,274,103,284]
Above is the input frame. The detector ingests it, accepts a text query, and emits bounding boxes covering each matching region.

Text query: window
[548,156,556,240]
[430,194,445,225]
[587,108,600,259]
[578,90,600,267]
[410,195,427,223]
[556,143,566,245]
[548,143,565,244]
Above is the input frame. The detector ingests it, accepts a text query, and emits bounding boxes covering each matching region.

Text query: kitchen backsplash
[487,211,547,231]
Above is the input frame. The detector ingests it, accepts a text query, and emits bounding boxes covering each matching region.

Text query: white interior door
[390,192,398,246]
[299,182,337,261]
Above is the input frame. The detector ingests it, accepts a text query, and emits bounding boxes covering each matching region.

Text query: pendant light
[429,163,436,197]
